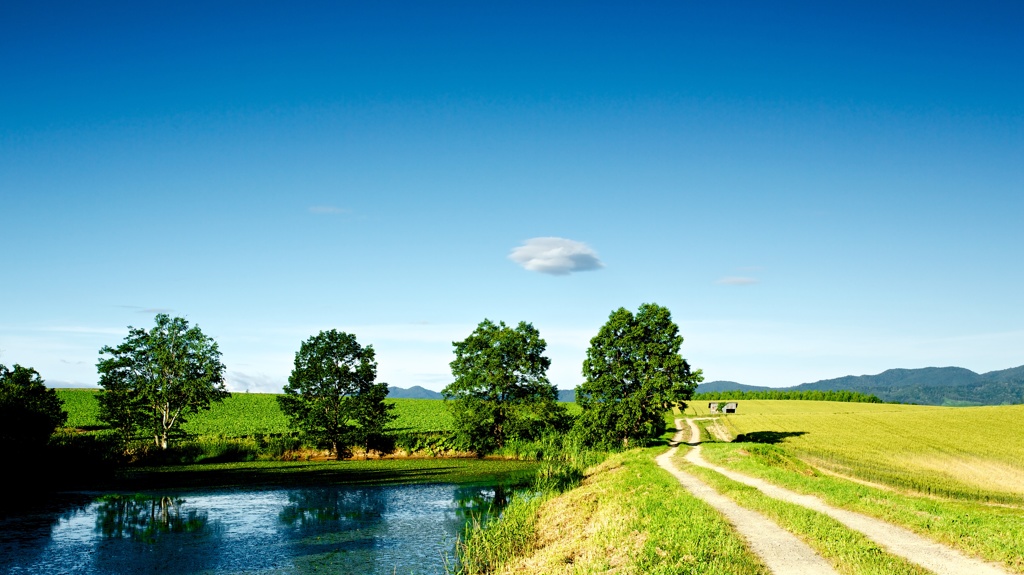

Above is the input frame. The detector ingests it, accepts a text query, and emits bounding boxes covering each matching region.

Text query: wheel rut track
[656,429,840,574]
[676,417,1012,575]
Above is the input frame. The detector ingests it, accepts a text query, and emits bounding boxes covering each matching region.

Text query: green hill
[697,381,774,394]
[697,365,1024,406]
[792,366,1024,405]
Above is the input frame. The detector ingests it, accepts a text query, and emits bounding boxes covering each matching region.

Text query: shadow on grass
[734,431,808,444]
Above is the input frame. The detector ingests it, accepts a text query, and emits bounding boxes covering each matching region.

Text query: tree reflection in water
[279,487,386,530]
[2,483,526,575]
[95,494,210,543]
[277,487,389,573]
[92,494,220,575]
[452,484,514,523]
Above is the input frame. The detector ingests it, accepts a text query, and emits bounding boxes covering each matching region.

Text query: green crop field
[682,400,1024,571]
[56,388,102,428]
[56,389,459,436]
[57,389,580,437]
[686,400,1024,503]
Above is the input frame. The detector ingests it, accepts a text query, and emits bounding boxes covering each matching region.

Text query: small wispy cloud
[309,205,347,215]
[509,237,604,276]
[716,276,759,286]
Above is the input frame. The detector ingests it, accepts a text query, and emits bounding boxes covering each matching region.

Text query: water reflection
[452,484,509,520]
[0,495,90,574]
[279,487,386,528]
[0,482,520,575]
[91,495,221,575]
[95,495,211,542]
[277,488,389,574]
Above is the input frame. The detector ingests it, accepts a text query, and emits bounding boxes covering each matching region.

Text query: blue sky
[2,1,1022,392]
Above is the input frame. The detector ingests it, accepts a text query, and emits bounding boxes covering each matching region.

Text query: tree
[575,303,703,448]
[0,364,68,455]
[278,330,396,460]
[97,314,229,450]
[443,319,564,456]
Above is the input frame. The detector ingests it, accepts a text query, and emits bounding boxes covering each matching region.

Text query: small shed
[708,401,738,414]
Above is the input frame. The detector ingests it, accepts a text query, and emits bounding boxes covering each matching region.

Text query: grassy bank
[109,457,541,492]
[454,448,769,575]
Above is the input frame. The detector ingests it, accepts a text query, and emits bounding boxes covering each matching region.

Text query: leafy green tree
[278,330,396,460]
[0,364,68,455]
[97,314,229,450]
[443,319,564,456]
[575,303,703,448]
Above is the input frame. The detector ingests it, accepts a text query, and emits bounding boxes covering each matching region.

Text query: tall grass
[451,449,770,575]
[124,434,306,465]
[454,493,550,575]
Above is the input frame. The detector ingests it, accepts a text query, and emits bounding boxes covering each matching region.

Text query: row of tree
[443,303,703,454]
[11,302,700,459]
[695,389,883,403]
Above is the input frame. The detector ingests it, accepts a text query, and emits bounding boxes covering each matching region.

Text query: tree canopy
[443,319,565,456]
[0,363,67,455]
[278,330,396,459]
[97,314,229,450]
[575,303,702,448]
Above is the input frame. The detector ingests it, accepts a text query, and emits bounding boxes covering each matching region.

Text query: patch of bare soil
[688,416,732,442]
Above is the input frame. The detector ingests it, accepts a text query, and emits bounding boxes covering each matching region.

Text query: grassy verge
[454,448,770,575]
[700,442,1024,573]
[674,448,931,575]
[109,457,540,491]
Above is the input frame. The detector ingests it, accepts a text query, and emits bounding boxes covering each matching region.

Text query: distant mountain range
[387,385,443,400]
[387,386,578,402]
[698,365,1024,406]
[389,365,1024,406]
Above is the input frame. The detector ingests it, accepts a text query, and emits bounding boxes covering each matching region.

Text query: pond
[0,482,517,575]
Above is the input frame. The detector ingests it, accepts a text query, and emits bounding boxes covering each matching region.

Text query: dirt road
[655,430,840,574]
[678,418,1011,575]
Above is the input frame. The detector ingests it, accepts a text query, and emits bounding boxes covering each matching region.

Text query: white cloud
[716,276,759,285]
[509,237,604,275]
[226,371,286,394]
